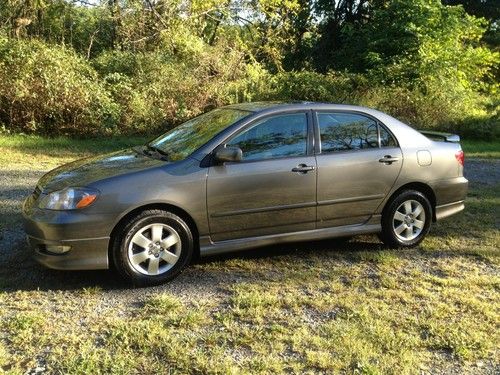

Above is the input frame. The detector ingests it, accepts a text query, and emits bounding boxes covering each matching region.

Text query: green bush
[0,0,497,140]
[0,35,496,139]
[0,37,256,136]
[92,45,257,134]
[452,114,500,140]
[0,35,118,135]
[359,84,499,139]
[252,70,364,103]
[250,70,498,139]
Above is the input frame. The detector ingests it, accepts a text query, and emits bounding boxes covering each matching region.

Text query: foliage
[0,34,118,135]
[92,43,255,133]
[0,0,498,138]
[358,0,498,88]
[249,69,499,139]
[259,70,365,103]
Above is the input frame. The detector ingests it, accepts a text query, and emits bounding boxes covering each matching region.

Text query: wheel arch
[108,203,200,265]
[383,182,437,221]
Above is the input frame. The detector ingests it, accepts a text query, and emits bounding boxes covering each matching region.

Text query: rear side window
[317,112,397,153]
[228,113,308,161]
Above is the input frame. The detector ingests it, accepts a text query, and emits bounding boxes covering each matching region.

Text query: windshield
[148,108,251,161]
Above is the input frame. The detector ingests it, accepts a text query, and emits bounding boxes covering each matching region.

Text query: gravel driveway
[0,159,498,299]
[0,158,499,375]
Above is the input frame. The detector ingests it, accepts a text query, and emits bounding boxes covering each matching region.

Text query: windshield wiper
[143,145,169,161]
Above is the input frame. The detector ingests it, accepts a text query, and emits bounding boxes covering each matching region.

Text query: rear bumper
[435,200,465,221]
[429,176,468,221]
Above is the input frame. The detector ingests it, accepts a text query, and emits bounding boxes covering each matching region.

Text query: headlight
[38,188,99,210]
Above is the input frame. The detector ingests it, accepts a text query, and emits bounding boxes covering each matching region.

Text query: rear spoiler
[419,130,460,143]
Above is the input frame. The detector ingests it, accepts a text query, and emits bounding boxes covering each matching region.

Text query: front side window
[227,113,308,161]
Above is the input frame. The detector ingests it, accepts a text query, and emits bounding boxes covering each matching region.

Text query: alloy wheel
[392,199,426,242]
[127,223,181,276]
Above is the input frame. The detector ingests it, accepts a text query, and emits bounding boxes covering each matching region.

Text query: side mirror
[213,145,243,164]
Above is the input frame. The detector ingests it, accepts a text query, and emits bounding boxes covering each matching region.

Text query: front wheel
[380,190,432,248]
[112,209,194,286]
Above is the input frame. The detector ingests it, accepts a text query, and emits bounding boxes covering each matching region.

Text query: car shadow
[0,229,483,294]
[196,236,381,264]
[0,232,371,293]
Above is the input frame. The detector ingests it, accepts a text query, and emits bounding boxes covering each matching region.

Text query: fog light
[45,245,71,254]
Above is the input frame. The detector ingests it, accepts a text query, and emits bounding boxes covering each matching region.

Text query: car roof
[224,101,375,113]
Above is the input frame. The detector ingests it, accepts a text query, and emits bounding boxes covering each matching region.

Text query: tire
[112,209,194,286]
[379,190,432,248]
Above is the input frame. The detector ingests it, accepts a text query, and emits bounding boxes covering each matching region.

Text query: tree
[331,0,498,89]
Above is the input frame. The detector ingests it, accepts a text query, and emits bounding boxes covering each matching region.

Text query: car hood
[37,148,166,192]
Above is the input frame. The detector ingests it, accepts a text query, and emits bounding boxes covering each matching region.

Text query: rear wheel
[380,190,432,248]
[112,209,193,286]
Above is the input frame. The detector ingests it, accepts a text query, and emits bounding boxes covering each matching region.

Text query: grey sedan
[23,102,468,285]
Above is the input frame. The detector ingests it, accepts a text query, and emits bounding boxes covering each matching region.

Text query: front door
[207,112,317,241]
[314,111,403,228]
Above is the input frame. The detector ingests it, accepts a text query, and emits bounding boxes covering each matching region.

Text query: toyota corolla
[23,102,468,285]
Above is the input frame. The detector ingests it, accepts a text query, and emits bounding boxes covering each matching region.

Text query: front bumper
[27,235,109,270]
[23,196,112,270]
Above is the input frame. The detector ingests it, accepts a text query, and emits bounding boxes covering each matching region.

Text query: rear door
[206,111,317,241]
[314,111,403,228]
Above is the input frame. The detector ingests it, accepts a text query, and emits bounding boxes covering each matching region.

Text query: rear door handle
[292,164,315,173]
[379,155,399,164]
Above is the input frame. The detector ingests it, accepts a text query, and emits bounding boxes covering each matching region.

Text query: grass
[0,134,499,374]
[0,134,149,169]
[462,139,500,159]
[1,239,499,373]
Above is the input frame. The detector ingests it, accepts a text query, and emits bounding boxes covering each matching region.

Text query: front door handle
[292,164,315,173]
[379,155,399,165]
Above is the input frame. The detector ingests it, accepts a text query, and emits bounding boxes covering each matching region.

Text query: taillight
[455,150,464,166]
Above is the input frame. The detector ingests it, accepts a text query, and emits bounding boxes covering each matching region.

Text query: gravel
[464,159,500,187]
[0,158,498,300]
[0,158,499,375]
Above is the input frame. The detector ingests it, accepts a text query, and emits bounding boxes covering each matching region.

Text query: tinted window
[318,113,379,152]
[228,113,308,161]
[380,125,397,147]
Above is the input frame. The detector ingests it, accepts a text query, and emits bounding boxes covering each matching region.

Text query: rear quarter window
[380,125,397,147]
